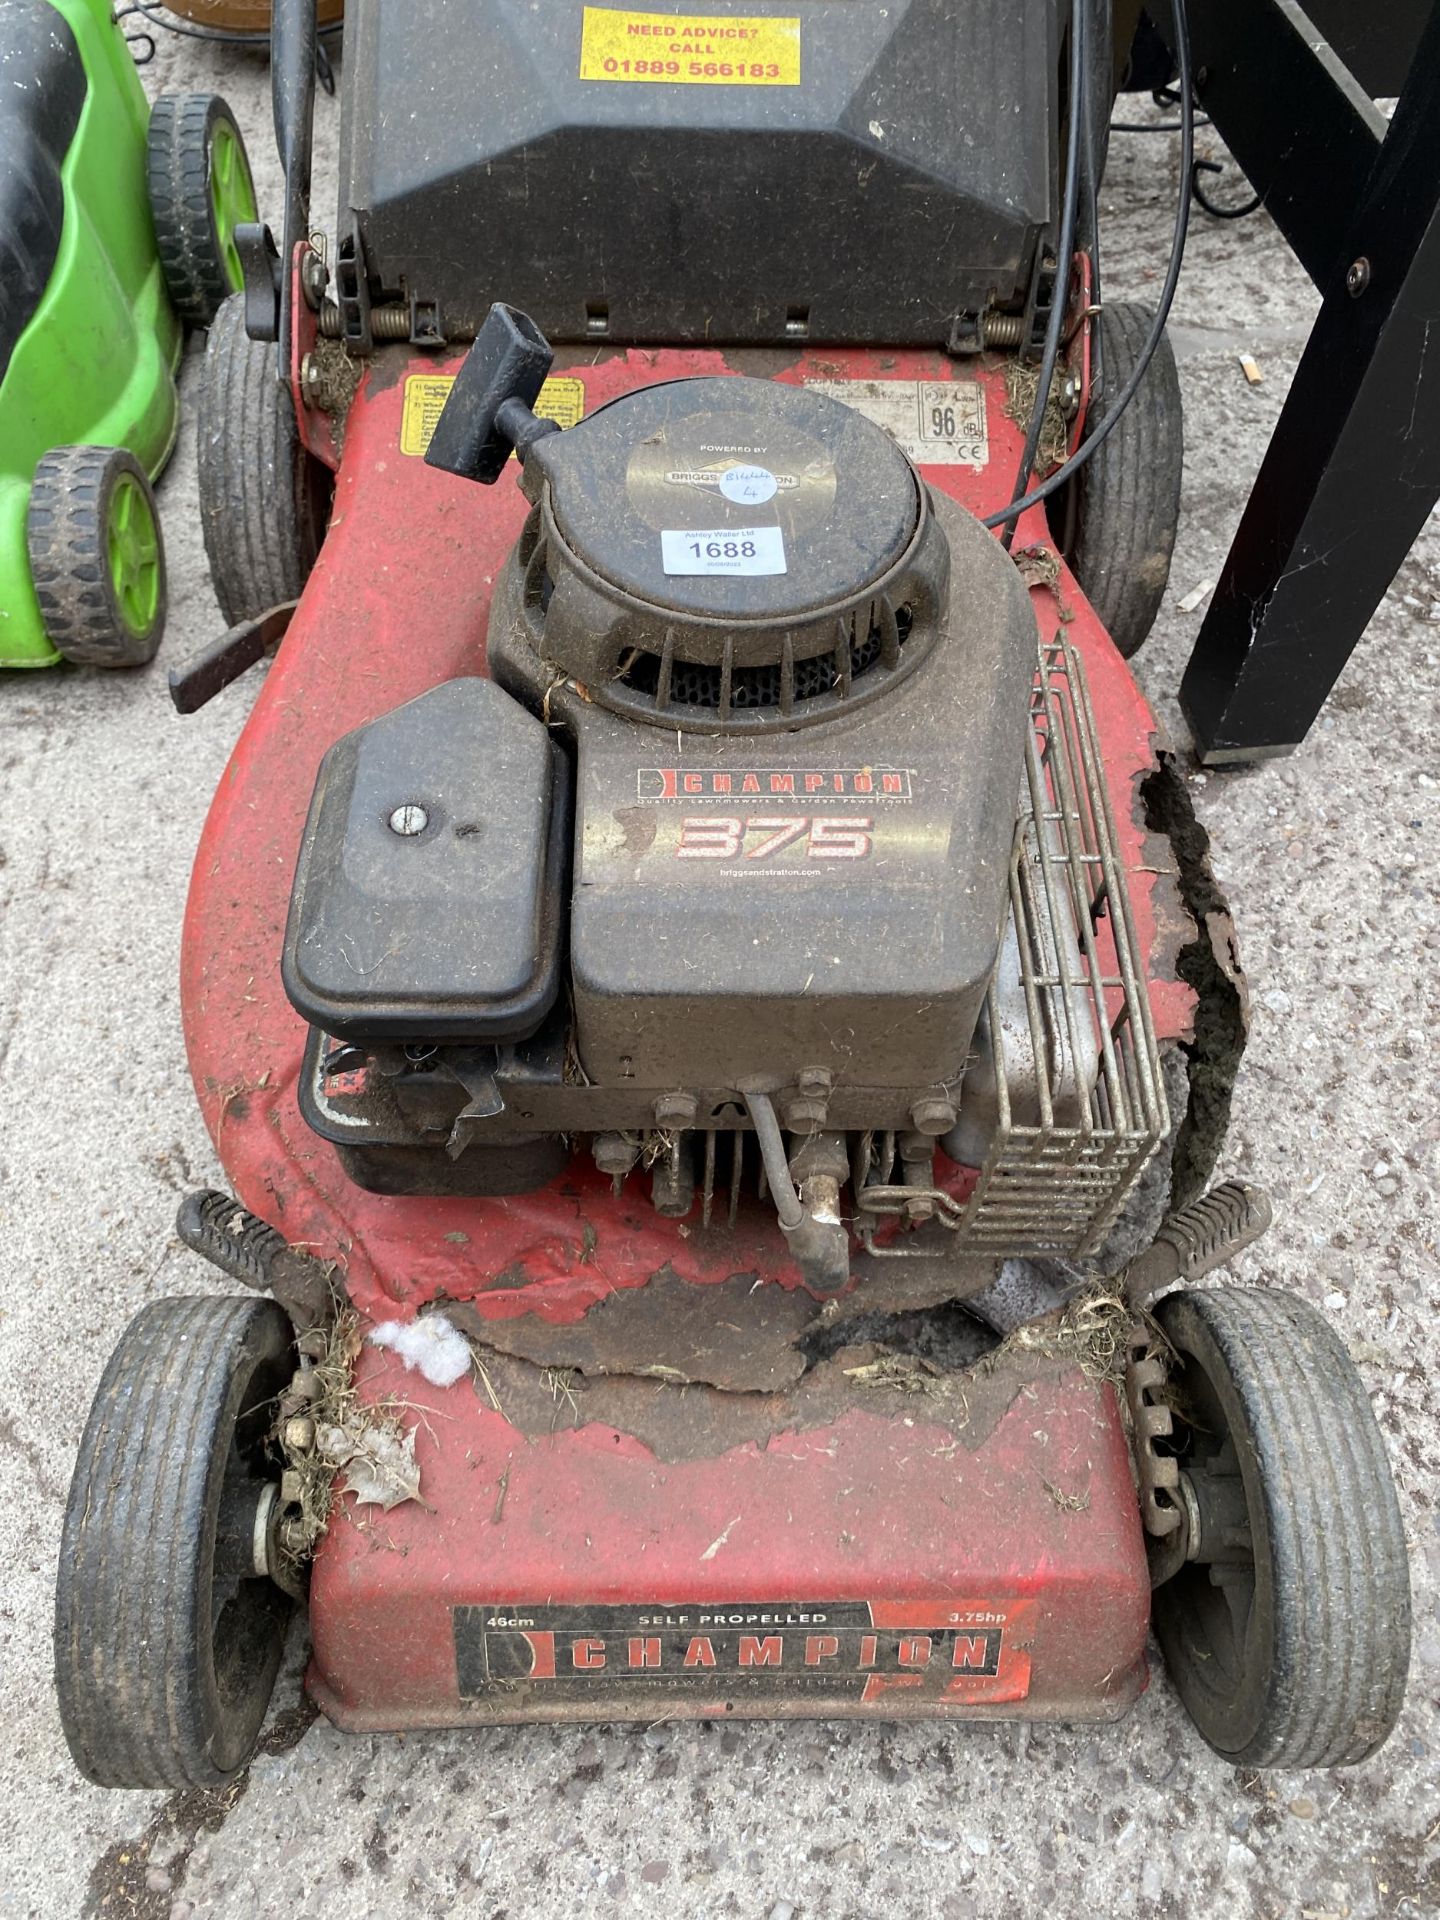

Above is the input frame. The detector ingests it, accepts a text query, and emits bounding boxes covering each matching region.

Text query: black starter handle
[425,303,558,484]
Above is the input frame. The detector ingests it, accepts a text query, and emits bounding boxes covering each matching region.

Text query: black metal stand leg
[1180,2,1440,763]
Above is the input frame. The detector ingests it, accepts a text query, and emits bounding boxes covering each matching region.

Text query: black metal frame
[1167,0,1440,761]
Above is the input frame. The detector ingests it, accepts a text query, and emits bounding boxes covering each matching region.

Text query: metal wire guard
[860,637,1168,1259]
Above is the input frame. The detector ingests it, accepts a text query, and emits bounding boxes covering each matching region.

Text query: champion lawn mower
[56,0,1411,1788]
[0,0,257,671]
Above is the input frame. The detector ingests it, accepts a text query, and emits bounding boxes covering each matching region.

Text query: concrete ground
[1,24,1436,1920]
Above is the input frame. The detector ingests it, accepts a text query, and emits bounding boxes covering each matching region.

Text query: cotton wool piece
[368,1313,474,1388]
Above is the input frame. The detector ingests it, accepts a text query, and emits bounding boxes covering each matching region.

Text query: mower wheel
[26,446,166,666]
[1152,1285,1410,1768]
[55,1295,296,1789]
[1051,300,1183,658]
[197,293,332,624]
[147,94,258,327]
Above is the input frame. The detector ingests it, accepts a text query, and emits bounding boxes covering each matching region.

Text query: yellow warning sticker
[400,375,587,458]
[579,6,800,85]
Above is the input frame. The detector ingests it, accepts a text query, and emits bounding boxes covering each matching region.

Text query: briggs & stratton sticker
[626,414,836,533]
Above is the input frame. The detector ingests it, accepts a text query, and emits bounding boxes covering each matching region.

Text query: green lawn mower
[0,0,257,670]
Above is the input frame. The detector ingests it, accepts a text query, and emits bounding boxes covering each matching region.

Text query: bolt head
[278,1514,310,1555]
[779,1093,827,1134]
[653,1091,697,1130]
[592,1132,639,1177]
[301,249,328,302]
[283,1415,317,1455]
[389,804,429,836]
[910,1096,957,1136]
[1346,256,1371,297]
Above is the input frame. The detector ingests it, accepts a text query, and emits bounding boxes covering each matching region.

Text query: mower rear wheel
[197,293,332,624]
[1050,300,1183,659]
[147,94,258,327]
[1152,1285,1410,1768]
[55,1295,296,1789]
[26,446,167,666]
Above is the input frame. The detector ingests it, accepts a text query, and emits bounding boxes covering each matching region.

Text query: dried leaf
[339,1425,421,1511]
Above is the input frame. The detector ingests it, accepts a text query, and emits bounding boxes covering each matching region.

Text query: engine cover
[488,375,1039,1091]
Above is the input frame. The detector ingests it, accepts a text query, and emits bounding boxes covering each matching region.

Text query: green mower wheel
[147,93,258,327]
[55,1295,296,1789]
[26,445,166,666]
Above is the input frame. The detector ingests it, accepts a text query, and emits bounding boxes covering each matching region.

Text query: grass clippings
[276,1307,429,1576]
[1003,359,1070,474]
[984,1282,1134,1390]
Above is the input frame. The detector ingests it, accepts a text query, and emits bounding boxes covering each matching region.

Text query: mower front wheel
[197,294,332,625]
[26,446,167,666]
[1151,1285,1410,1768]
[55,1295,297,1789]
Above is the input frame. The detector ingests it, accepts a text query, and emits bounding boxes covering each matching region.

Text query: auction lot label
[579,7,801,84]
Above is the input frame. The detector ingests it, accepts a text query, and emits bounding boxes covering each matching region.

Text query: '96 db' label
[579,7,801,85]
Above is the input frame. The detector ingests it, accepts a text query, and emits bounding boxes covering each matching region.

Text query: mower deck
[184,344,1201,1729]
[310,1339,1148,1729]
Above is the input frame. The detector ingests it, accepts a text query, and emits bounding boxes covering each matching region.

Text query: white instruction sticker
[803,379,989,467]
[661,526,787,576]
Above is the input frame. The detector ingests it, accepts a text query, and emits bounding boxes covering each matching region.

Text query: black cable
[1191,156,1260,219]
[1002,0,1086,550]
[983,0,1193,532]
[1110,116,1209,132]
[1112,117,1258,217]
[1114,83,1209,132]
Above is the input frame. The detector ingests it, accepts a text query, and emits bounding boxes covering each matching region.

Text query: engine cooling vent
[855,637,1169,1262]
[614,600,914,715]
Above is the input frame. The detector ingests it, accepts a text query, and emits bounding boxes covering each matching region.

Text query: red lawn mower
[56,0,1410,1788]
